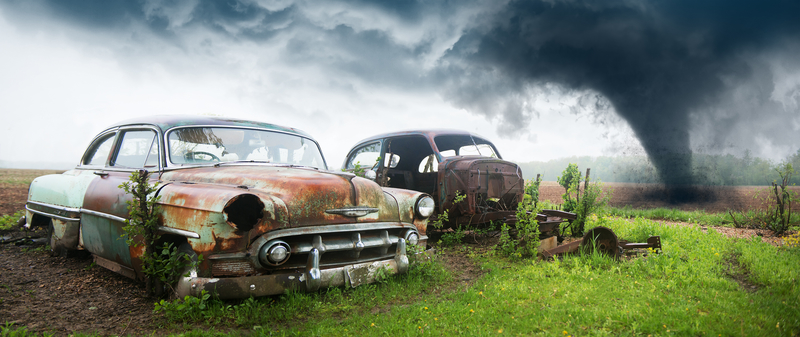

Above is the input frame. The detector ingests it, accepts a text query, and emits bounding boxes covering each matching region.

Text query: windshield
[434,135,498,158]
[167,127,327,170]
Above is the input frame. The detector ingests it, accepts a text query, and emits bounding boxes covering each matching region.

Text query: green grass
[5,214,800,336]
[134,216,800,336]
[604,205,800,232]
[603,206,731,225]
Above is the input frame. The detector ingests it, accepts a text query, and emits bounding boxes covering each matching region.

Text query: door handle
[93,171,109,177]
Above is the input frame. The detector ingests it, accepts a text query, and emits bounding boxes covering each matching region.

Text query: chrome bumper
[176,239,408,299]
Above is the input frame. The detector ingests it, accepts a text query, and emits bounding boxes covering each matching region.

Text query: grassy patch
[151,248,454,333]
[604,206,730,225]
[0,210,25,230]
[140,217,800,336]
[604,205,800,231]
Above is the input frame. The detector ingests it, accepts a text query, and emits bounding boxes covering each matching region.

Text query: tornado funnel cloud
[437,0,800,190]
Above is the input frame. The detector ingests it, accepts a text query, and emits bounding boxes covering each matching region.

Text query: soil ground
[0,170,795,335]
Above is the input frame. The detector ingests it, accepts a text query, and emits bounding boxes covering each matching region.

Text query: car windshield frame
[433,134,499,159]
[165,126,328,170]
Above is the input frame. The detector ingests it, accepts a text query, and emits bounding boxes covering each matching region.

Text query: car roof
[352,129,491,146]
[105,115,313,138]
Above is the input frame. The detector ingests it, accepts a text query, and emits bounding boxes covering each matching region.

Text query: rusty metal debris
[540,226,662,259]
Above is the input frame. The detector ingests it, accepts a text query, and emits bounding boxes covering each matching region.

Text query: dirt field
[538,181,800,213]
[0,170,795,335]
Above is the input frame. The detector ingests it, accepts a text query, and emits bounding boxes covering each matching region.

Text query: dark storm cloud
[1,0,297,38]
[0,0,436,87]
[3,0,799,187]
[437,0,800,185]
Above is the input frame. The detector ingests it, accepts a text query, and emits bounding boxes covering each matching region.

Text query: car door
[80,127,161,277]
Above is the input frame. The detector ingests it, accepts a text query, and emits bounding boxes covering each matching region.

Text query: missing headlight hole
[223,194,264,232]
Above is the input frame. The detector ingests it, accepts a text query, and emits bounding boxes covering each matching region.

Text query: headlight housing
[415,195,435,218]
[404,229,420,246]
[259,240,291,266]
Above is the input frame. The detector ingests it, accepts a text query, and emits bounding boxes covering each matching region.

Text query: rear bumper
[176,239,409,299]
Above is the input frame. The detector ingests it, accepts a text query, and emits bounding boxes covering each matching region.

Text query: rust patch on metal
[541,226,662,259]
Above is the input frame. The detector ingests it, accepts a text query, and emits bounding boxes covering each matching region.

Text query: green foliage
[349,161,367,178]
[496,200,541,259]
[729,162,799,234]
[430,191,466,230]
[407,243,438,279]
[118,170,161,248]
[567,180,611,237]
[557,163,581,212]
[345,156,381,178]
[765,162,796,234]
[144,242,200,287]
[604,205,744,227]
[430,211,449,230]
[438,227,465,246]
[373,265,394,283]
[153,250,452,331]
[0,210,25,230]
[0,323,49,337]
[154,290,213,322]
[523,175,542,206]
[137,213,800,336]
[119,170,196,297]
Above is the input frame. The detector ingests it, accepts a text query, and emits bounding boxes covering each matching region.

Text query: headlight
[259,240,291,266]
[404,230,420,246]
[415,196,435,218]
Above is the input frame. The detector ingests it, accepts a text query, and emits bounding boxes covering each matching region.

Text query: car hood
[438,156,524,213]
[158,165,400,229]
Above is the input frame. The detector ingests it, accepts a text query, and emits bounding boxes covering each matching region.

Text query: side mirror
[364,169,377,180]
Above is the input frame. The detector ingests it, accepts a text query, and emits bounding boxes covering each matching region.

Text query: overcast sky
[1,0,798,173]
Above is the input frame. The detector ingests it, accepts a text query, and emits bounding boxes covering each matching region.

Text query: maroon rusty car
[343,130,525,230]
[24,116,433,299]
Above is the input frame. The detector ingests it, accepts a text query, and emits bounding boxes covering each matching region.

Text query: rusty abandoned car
[343,130,532,229]
[24,116,434,299]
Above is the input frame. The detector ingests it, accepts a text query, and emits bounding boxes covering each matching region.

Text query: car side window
[111,130,159,169]
[83,133,116,166]
[418,154,439,173]
[345,141,382,170]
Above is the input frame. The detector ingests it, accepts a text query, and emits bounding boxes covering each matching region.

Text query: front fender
[156,183,290,272]
[381,187,430,237]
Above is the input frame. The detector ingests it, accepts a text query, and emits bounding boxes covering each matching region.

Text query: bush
[496,200,541,258]
[730,162,798,234]
[569,180,611,236]
[524,175,542,207]
[557,163,581,212]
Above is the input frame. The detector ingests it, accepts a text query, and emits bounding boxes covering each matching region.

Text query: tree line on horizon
[515,149,800,186]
